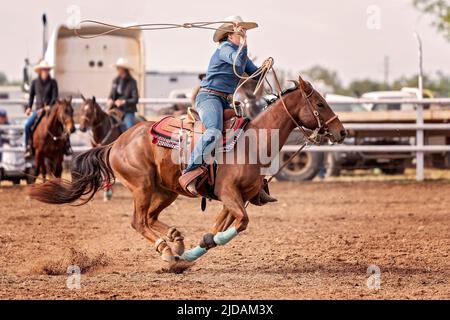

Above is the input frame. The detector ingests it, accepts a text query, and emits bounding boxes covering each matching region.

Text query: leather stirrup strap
[178,166,207,197]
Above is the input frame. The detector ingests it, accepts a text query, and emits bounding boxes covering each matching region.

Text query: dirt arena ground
[0,180,449,299]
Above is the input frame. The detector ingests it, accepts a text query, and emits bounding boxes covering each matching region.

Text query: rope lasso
[73,19,273,115]
[74,20,242,39]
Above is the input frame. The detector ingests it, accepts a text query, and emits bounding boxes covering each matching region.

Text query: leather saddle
[150,107,249,153]
[150,107,249,200]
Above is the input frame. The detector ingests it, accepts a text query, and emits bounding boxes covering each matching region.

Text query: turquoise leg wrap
[181,246,207,262]
[213,227,238,246]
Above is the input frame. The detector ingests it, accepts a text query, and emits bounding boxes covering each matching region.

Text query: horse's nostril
[340,129,347,137]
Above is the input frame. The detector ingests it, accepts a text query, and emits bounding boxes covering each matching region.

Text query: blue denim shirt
[200,41,259,94]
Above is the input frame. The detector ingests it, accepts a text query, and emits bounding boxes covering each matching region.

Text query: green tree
[0,71,7,85]
[390,72,450,97]
[413,0,450,40]
[301,65,344,93]
[346,79,388,97]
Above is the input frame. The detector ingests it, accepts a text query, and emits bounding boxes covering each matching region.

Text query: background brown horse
[79,95,122,146]
[32,98,75,180]
[29,77,346,270]
[78,95,145,200]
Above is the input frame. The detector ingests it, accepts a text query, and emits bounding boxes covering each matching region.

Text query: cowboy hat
[113,57,133,71]
[33,60,53,73]
[213,15,258,43]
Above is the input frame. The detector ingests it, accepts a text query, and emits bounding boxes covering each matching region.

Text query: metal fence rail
[2,97,450,181]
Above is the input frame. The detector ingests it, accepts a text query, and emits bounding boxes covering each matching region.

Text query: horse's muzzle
[328,129,347,144]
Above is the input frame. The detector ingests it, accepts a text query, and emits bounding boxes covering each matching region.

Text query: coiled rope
[74,19,273,114]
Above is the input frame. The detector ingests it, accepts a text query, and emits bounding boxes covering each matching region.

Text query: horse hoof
[160,248,178,263]
[172,241,185,256]
[166,259,194,274]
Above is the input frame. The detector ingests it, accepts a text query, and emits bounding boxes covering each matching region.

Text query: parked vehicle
[276,91,421,181]
[0,127,35,185]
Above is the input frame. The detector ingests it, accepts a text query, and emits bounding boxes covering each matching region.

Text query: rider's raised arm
[219,43,248,74]
[245,58,259,79]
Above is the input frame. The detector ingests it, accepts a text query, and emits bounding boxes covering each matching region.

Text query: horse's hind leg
[150,218,185,256]
[131,187,180,262]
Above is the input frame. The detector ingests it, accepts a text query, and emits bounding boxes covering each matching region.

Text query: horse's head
[56,97,76,135]
[79,95,98,132]
[293,76,346,144]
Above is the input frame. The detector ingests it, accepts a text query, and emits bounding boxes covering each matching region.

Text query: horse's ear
[67,96,72,104]
[80,94,86,102]
[92,96,96,104]
[298,75,308,92]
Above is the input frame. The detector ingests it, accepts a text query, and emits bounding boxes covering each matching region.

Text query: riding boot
[178,166,207,197]
[24,143,33,160]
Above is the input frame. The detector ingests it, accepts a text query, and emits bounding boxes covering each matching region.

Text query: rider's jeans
[24,111,38,145]
[185,91,228,172]
[122,112,135,131]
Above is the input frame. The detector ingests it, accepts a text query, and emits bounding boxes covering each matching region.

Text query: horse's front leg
[54,155,64,178]
[34,151,46,182]
[181,188,247,262]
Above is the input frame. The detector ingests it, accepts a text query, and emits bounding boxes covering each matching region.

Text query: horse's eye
[317,103,325,109]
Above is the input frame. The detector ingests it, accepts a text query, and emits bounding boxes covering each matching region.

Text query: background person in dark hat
[106,57,139,131]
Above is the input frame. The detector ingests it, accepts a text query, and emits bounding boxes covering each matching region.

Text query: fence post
[414,32,424,182]
[416,104,424,181]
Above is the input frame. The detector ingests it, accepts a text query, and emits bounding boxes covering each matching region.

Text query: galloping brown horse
[32,98,76,180]
[29,77,346,269]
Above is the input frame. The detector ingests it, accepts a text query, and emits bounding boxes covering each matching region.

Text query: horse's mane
[263,82,300,108]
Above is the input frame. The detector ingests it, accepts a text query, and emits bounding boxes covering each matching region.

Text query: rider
[24,60,59,159]
[179,15,259,190]
[106,57,139,131]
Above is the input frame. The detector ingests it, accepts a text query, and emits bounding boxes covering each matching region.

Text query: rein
[46,108,69,142]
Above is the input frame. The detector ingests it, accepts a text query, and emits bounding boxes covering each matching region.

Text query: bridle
[271,70,340,144]
[47,104,72,142]
[80,101,120,146]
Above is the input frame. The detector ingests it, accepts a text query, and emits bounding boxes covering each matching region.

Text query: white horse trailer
[44,24,145,113]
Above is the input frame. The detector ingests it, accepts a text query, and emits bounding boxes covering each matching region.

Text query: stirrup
[178,167,206,197]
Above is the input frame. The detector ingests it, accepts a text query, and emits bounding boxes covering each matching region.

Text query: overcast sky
[0,0,449,83]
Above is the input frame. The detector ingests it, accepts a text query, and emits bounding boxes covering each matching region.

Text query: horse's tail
[28,145,114,205]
